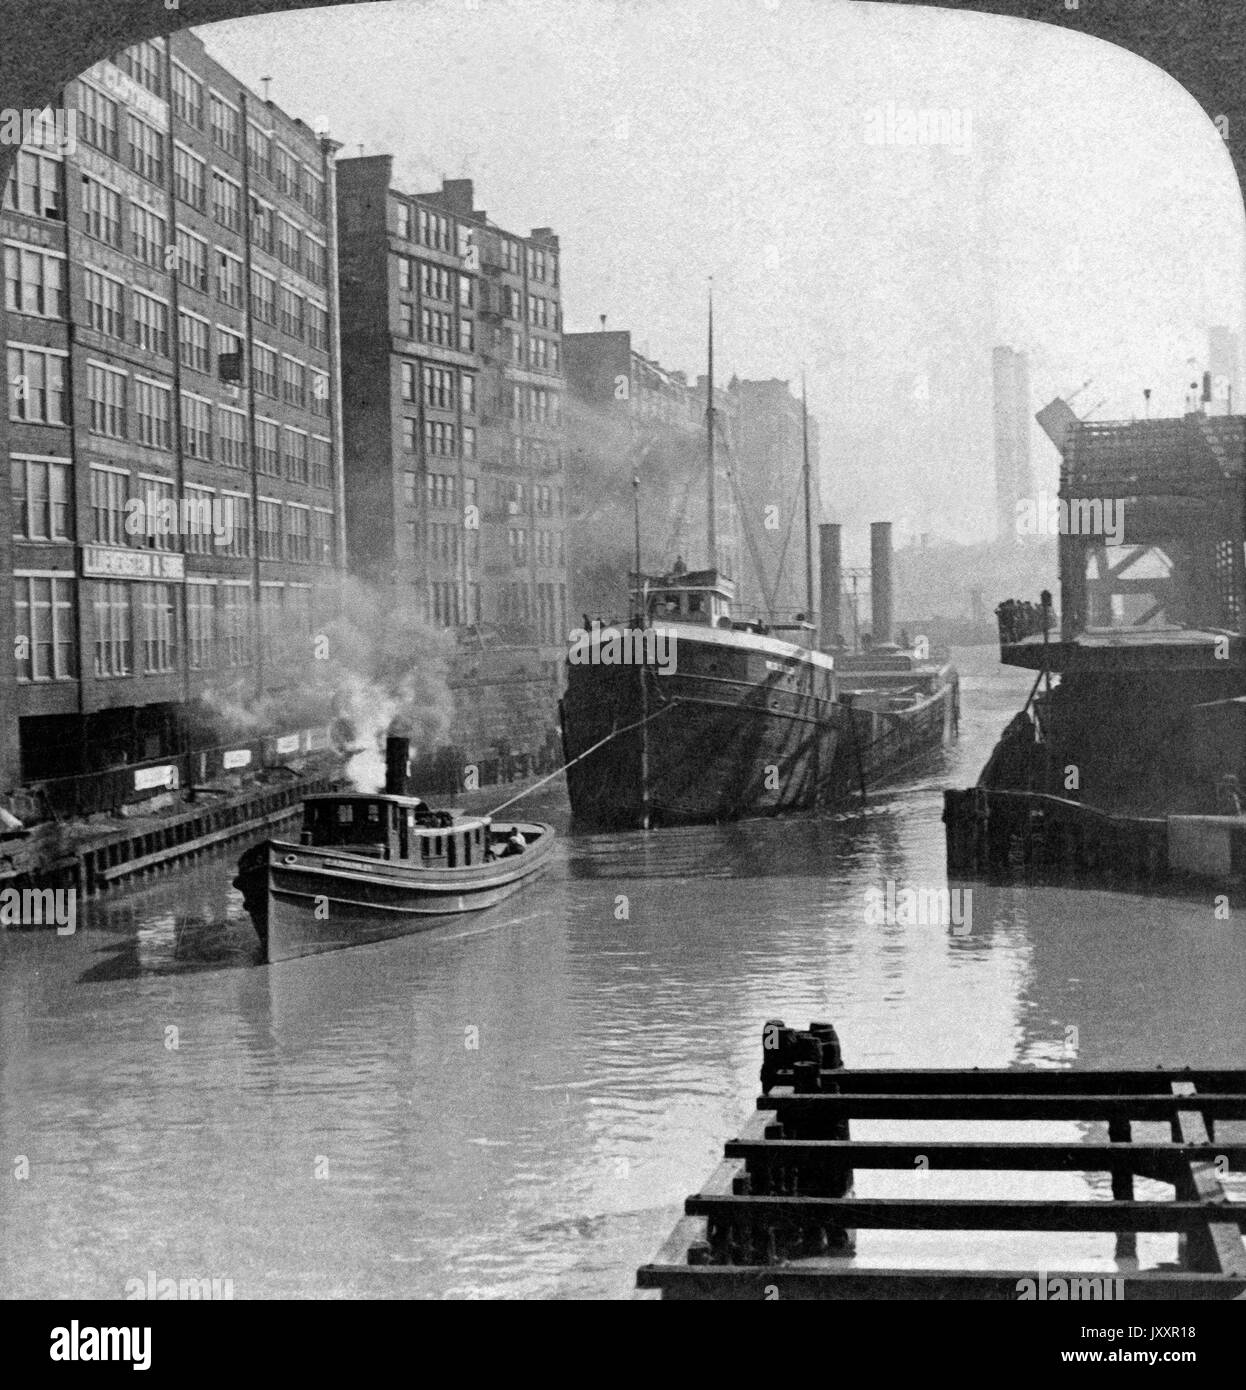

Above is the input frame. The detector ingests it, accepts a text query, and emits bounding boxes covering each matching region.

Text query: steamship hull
[560,624,843,828]
[560,627,959,830]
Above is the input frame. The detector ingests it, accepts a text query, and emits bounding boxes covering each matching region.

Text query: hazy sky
[202,0,1245,545]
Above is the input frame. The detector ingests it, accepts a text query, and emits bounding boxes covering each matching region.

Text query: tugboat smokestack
[384,735,411,796]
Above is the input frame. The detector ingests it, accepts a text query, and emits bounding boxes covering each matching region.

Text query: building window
[252,344,278,398]
[176,226,208,293]
[222,582,252,666]
[279,285,303,338]
[92,580,133,677]
[459,317,473,353]
[13,574,76,681]
[286,504,310,561]
[135,378,172,450]
[132,289,169,355]
[81,175,121,247]
[283,428,308,483]
[422,365,454,410]
[78,83,119,157]
[82,267,125,339]
[400,362,416,402]
[86,362,127,437]
[140,582,180,673]
[180,392,212,459]
[10,457,70,540]
[277,215,300,270]
[281,356,306,408]
[5,246,64,319]
[130,201,166,268]
[182,487,215,558]
[117,40,165,98]
[247,122,272,181]
[311,509,334,565]
[401,417,417,452]
[396,201,411,239]
[461,373,475,415]
[171,63,203,129]
[249,196,274,254]
[399,302,414,338]
[209,93,240,157]
[187,582,215,669]
[310,371,329,417]
[310,435,331,489]
[215,249,243,307]
[221,495,251,557]
[254,417,280,475]
[3,151,63,219]
[303,235,326,286]
[218,407,247,468]
[133,475,175,552]
[301,167,324,220]
[251,267,277,325]
[462,425,476,460]
[423,421,457,459]
[211,169,241,231]
[89,466,127,545]
[257,499,282,559]
[274,144,298,197]
[127,115,165,185]
[306,302,328,351]
[174,144,207,210]
[178,311,210,373]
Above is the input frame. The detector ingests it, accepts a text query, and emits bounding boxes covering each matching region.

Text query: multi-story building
[0,31,344,789]
[564,328,708,620]
[335,163,567,779]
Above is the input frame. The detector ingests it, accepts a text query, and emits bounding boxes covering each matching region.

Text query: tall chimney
[870,522,893,646]
[384,735,410,796]
[819,523,842,649]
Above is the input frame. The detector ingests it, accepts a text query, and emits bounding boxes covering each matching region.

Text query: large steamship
[560,298,958,830]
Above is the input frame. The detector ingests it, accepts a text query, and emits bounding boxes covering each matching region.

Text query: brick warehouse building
[335,161,568,781]
[1,32,345,791]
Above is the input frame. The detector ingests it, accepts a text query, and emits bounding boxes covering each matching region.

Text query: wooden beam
[758,1093,1246,1122]
[1170,1080,1246,1277]
[723,1138,1246,1178]
[636,1265,1245,1301]
[685,1194,1246,1233]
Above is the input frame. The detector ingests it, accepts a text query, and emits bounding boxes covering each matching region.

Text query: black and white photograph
[1,0,1244,1346]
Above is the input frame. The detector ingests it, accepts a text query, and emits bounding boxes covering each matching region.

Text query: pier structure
[638,1022,1246,1300]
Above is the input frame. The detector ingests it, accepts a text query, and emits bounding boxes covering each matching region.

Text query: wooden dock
[637,1022,1246,1299]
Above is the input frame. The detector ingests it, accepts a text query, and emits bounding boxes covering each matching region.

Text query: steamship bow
[560,566,958,829]
[235,736,554,963]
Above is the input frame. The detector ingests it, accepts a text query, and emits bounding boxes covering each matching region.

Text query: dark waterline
[2,647,1244,1298]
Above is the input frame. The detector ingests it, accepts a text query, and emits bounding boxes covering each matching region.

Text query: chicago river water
[3,648,1244,1299]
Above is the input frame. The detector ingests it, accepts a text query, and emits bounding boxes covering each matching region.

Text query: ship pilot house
[995,413,1246,813]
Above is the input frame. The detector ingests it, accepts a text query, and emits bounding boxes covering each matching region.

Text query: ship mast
[802,372,814,624]
[706,280,717,572]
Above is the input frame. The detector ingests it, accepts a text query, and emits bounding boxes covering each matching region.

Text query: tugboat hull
[236,821,554,963]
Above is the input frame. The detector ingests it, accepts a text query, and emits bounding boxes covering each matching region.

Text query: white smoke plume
[200,575,455,792]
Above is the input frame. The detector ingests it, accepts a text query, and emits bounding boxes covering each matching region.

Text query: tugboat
[235,736,554,963]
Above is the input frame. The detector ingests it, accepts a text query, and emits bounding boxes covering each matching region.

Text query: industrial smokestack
[384,735,410,796]
[870,522,893,646]
[819,523,842,649]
